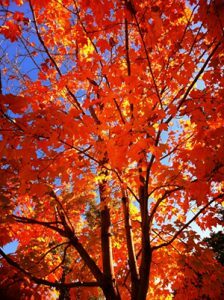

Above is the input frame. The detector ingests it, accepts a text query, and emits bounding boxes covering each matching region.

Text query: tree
[205,231,224,267]
[0,257,58,300]
[204,210,224,266]
[172,230,224,300]
[0,0,224,299]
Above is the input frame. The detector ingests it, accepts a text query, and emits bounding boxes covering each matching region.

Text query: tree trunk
[137,182,152,300]
[99,181,121,300]
[101,279,121,300]
[58,287,70,300]
[122,191,140,299]
[137,239,152,300]
[58,268,71,300]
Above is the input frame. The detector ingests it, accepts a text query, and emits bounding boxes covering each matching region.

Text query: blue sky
[2,240,18,254]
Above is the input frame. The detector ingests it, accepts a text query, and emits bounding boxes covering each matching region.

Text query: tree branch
[0,249,99,288]
[133,14,163,108]
[13,215,66,236]
[28,0,84,114]
[148,187,183,225]
[152,193,224,250]
[13,214,104,284]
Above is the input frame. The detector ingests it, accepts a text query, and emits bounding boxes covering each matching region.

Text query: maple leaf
[0,20,21,42]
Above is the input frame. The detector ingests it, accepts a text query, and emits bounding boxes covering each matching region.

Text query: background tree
[172,230,224,300]
[205,231,224,266]
[204,210,224,266]
[0,0,224,299]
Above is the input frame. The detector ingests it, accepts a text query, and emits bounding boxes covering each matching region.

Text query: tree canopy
[0,0,224,299]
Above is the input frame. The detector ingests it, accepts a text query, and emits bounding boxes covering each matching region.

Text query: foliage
[0,0,224,299]
[0,258,58,299]
[204,230,224,266]
[172,232,224,300]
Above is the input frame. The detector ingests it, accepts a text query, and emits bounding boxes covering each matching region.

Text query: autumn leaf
[0,20,21,42]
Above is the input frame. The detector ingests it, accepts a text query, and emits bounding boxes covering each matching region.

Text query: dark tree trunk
[137,181,152,300]
[58,287,70,300]
[122,191,140,299]
[58,268,71,300]
[99,181,121,300]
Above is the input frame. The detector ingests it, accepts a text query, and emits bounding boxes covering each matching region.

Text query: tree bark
[137,181,152,300]
[122,190,140,299]
[99,181,121,300]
